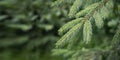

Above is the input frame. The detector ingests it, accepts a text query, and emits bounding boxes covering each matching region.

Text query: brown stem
[84,0,109,21]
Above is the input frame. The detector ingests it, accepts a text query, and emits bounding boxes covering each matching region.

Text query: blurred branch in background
[0,0,120,60]
[0,0,69,60]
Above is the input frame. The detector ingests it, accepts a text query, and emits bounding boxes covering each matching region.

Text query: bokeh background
[0,0,120,60]
[0,0,69,60]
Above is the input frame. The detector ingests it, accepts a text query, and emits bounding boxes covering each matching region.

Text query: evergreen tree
[52,0,120,60]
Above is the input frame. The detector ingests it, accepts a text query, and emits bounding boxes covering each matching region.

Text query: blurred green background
[0,0,69,60]
[0,0,119,60]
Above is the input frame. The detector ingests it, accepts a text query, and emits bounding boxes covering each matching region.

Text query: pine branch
[56,0,109,47]
[58,18,84,35]
[93,11,104,29]
[68,0,83,17]
[56,20,84,48]
[76,2,99,18]
[81,0,109,43]
[83,20,92,44]
[51,0,67,6]
[100,6,109,19]
[84,0,109,20]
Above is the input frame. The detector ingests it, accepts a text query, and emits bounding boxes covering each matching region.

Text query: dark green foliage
[0,0,67,60]
[0,0,120,60]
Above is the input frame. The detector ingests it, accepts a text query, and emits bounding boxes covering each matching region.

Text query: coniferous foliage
[52,0,120,60]
[0,0,67,60]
